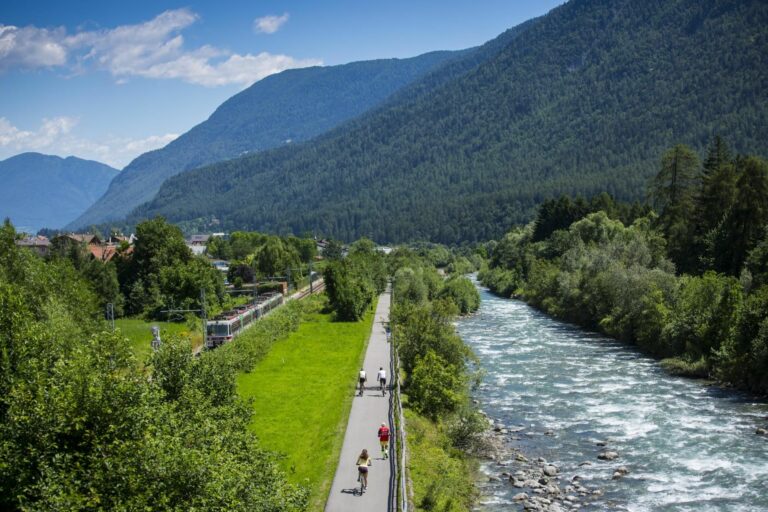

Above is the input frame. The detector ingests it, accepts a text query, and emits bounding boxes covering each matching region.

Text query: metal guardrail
[387,284,409,512]
[393,343,409,512]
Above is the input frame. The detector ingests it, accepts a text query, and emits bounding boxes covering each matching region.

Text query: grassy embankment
[237,295,375,510]
[405,409,477,512]
[115,318,201,362]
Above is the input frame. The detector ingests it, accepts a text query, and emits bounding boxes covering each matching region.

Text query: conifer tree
[650,144,700,273]
[712,156,768,275]
[692,136,738,271]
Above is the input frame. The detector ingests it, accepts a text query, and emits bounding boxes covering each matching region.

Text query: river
[456,283,768,511]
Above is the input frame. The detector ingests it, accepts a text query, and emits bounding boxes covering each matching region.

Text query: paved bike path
[325,290,392,512]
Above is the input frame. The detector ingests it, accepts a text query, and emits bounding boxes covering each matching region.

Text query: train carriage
[205,292,284,349]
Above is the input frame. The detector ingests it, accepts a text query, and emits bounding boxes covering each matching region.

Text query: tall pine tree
[692,136,738,271]
[650,144,700,273]
[712,156,768,275]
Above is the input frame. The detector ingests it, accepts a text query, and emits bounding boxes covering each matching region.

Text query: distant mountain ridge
[131,0,768,243]
[0,153,118,232]
[67,50,461,229]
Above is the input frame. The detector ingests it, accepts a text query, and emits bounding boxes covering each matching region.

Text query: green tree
[250,236,301,281]
[438,276,481,315]
[650,144,700,273]
[407,351,465,421]
[712,157,768,275]
[323,239,344,260]
[323,260,375,321]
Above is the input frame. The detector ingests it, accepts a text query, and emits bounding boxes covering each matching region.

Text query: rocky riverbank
[473,411,627,512]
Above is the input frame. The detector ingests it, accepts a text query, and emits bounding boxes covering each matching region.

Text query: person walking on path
[358,368,367,396]
[377,423,390,459]
[356,449,372,490]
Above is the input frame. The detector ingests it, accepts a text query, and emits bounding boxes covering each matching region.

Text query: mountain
[0,153,118,232]
[67,51,462,229]
[130,0,768,244]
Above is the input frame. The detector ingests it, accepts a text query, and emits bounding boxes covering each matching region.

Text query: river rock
[544,429,555,436]
[756,427,768,436]
[517,454,530,463]
[513,492,529,501]
[543,465,559,477]
[489,475,501,482]
[615,466,630,475]
[596,441,607,447]
[598,451,619,461]
[578,461,592,467]
[539,477,549,485]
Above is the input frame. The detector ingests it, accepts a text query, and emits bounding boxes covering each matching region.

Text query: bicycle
[357,470,366,494]
[380,378,386,396]
[358,378,366,396]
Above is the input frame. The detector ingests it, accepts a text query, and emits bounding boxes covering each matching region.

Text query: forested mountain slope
[0,153,117,231]
[135,0,768,243]
[67,50,459,229]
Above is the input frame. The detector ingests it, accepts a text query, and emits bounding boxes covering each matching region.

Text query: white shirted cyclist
[377,367,386,394]
[358,369,367,396]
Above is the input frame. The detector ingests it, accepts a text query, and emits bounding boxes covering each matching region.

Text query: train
[205,292,284,349]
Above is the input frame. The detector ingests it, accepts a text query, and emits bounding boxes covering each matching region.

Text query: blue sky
[0,1,564,168]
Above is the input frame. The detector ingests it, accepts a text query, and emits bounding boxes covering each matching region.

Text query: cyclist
[378,422,390,459]
[356,448,372,491]
[358,368,367,396]
[377,367,387,395]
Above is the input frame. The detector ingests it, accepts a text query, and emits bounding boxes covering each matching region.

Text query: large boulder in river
[598,451,619,461]
[543,465,558,477]
[756,427,767,436]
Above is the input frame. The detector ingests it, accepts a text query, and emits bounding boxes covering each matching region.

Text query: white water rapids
[457,283,768,511]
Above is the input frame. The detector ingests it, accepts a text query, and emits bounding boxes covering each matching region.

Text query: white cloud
[0,9,320,87]
[253,13,289,34]
[0,24,68,71]
[0,116,178,168]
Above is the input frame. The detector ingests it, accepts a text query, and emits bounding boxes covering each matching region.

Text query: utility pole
[200,288,207,349]
[286,267,292,292]
[309,261,314,293]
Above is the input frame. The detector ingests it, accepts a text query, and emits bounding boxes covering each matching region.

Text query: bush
[407,351,465,421]
[438,276,481,315]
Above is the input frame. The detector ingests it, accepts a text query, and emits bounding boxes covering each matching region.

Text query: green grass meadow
[237,297,375,510]
[115,318,198,363]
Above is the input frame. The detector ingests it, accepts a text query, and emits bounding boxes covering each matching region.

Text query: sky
[0,1,565,169]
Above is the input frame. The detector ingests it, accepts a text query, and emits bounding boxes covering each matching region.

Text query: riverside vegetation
[480,139,768,394]
[388,248,486,511]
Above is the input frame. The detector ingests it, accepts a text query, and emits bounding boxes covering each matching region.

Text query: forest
[480,138,768,393]
[128,0,768,244]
